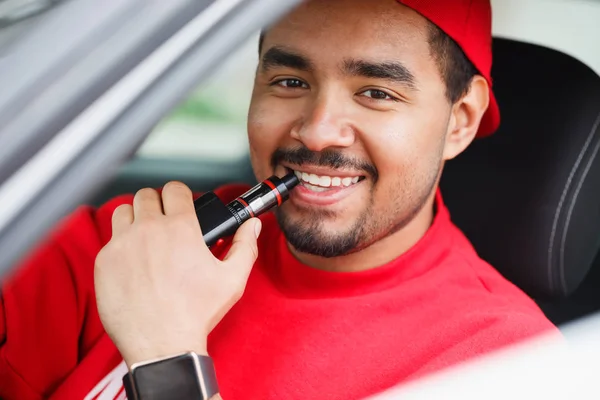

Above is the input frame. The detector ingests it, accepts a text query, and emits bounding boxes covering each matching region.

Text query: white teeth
[289,169,362,189]
[303,183,330,192]
[319,176,332,187]
[309,174,320,185]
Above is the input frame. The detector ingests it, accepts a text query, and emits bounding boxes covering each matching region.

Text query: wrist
[122,339,209,369]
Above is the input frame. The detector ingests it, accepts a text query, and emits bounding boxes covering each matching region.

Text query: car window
[136,32,259,164]
[0,0,300,273]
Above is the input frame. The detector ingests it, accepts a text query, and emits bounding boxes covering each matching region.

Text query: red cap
[397,0,500,137]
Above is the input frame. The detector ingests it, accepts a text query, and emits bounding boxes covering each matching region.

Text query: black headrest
[440,38,600,300]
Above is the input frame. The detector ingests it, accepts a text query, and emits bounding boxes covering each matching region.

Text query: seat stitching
[559,111,600,293]
[548,110,600,294]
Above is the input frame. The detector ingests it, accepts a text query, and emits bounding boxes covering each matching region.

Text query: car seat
[440,38,600,326]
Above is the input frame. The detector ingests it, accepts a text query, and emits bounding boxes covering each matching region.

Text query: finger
[222,218,262,274]
[132,188,164,220]
[112,204,134,237]
[161,181,196,216]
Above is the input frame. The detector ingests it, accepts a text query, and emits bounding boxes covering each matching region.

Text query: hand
[94,182,261,367]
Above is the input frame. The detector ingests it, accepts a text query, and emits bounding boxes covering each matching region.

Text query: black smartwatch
[122,352,219,400]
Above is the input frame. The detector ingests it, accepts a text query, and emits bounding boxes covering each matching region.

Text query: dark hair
[257,22,478,104]
[426,22,479,103]
[258,31,266,55]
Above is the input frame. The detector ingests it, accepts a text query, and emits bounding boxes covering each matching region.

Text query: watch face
[133,354,206,400]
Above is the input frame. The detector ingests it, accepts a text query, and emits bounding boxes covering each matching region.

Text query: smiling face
[247,0,488,268]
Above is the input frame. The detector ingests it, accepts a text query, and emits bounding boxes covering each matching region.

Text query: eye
[360,89,398,101]
[272,78,309,89]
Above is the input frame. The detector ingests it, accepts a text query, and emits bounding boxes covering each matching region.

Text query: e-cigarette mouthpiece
[194,173,300,247]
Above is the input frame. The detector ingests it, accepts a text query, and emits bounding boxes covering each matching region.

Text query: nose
[290,92,356,152]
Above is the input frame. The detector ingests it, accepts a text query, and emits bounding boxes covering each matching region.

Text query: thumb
[222,218,262,272]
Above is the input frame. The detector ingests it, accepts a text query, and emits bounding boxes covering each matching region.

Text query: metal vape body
[194,173,299,247]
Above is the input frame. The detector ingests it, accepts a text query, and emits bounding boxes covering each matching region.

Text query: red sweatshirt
[0,185,557,400]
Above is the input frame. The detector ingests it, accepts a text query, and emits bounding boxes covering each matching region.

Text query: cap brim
[477,87,501,138]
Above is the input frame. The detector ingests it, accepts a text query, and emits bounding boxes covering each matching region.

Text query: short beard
[274,162,442,259]
[275,207,368,258]
[269,134,444,259]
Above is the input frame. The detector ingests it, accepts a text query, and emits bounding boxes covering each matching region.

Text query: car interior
[1,0,599,332]
[0,1,599,398]
[90,32,600,330]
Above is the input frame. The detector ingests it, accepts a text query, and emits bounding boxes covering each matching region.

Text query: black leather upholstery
[440,38,600,300]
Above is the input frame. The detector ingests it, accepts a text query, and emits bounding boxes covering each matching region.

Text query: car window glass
[135,31,259,164]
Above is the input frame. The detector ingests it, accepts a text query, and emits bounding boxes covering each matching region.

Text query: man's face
[247,0,453,258]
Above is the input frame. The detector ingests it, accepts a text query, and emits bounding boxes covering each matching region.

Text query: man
[0,0,558,399]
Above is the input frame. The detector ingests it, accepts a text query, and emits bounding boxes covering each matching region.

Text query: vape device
[194,173,299,247]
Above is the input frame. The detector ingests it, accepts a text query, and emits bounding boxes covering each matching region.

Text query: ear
[443,75,490,161]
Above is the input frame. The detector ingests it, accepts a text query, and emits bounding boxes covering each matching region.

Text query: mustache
[270,146,378,180]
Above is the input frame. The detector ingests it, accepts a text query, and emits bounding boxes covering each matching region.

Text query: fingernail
[254,219,262,239]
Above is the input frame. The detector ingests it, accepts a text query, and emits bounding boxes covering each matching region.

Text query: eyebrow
[261,46,314,72]
[260,47,418,90]
[343,59,418,90]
